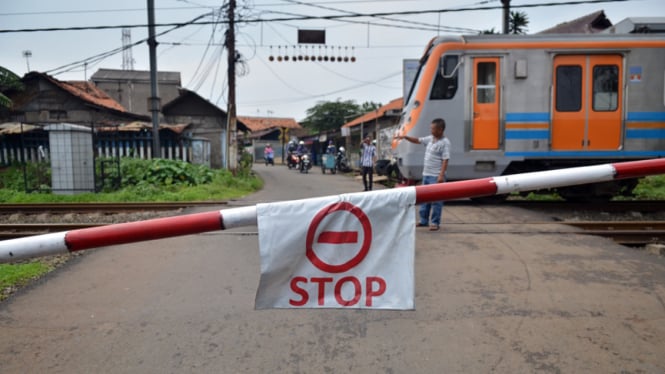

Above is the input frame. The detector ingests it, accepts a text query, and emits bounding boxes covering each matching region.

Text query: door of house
[552,55,622,150]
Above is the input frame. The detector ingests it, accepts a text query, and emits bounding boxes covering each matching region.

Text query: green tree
[301,99,363,132]
[360,101,381,113]
[509,11,529,34]
[0,67,23,109]
[479,11,529,35]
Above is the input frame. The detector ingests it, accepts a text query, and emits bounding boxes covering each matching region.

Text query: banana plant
[0,67,23,109]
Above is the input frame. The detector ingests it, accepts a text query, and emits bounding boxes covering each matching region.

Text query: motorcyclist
[336,146,350,172]
[296,140,307,156]
[264,144,274,166]
[326,140,336,154]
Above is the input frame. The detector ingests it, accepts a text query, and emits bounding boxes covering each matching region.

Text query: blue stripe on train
[505,130,550,140]
[505,151,665,158]
[626,112,665,122]
[505,112,549,123]
[626,129,665,139]
[506,112,665,122]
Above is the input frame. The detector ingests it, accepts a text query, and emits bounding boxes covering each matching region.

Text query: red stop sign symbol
[305,201,372,273]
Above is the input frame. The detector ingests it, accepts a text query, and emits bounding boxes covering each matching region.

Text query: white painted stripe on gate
[0,232,69,262]
[493,164,616,195]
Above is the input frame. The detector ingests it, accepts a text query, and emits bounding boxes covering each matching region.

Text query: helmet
[339,146,345,152]
[299,141,304,145]
[266,143,271,147]
[329,140,334,144]
[372,139,377,145]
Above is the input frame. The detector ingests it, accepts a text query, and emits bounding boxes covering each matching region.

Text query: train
[391,33,665,200]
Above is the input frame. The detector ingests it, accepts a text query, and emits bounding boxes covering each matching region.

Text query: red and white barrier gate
[2,158,665,264]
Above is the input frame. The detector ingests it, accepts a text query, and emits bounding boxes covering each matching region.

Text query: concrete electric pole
[226,0,238,171]
[501,0,510,34]
[147,0,161,159]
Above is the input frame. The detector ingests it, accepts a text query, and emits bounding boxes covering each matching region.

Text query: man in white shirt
[360,135,377,191]
[394,118,450,231]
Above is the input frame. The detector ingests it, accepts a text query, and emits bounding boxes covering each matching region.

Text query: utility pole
[226,0,238,171]
[501,0,510,34]
[147,0,161,159]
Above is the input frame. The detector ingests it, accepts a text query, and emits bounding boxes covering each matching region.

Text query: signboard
[255,188,416,309]
[403,59,420,100]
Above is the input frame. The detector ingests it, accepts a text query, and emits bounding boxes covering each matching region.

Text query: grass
[0,262,52,301]
[0,157,263,301]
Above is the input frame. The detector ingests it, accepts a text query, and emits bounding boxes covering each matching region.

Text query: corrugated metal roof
[91,68,181,84]
[237,116,301,132]
[96,122,189,133]
[0,122,40,134]
[342,97,403,128]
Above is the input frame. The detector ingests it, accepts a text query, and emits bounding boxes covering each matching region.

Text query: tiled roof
[237,116,301,132]
[342,97,403,128]
[24,72,128,113]
[538,10,612,34]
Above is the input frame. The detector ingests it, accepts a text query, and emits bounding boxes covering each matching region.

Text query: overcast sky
[1,0,663,121]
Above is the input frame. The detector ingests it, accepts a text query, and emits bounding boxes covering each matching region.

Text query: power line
[0,0,631,34]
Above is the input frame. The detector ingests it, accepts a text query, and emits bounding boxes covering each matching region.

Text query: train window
[476,62,496,103]
[431,55,459,100]
[592,65,619,111]
[556,65,582,112]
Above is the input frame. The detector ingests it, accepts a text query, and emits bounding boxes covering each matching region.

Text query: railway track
[0,201,227,214]
[1,221,663,246]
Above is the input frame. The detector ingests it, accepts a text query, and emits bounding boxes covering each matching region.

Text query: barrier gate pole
[1,158,664,263]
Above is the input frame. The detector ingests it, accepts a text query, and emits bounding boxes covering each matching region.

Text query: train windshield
[404,62,426,106]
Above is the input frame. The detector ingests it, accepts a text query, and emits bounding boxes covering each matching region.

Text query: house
[538,10,612,34]
[237,115,301,163]
[163,89,251,168]
[341,98,403,161]
[602,17,665,34]
[90,68,182,116]
[1,71,148,126]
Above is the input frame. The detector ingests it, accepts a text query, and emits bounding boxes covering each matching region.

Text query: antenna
[121,28,135,70]
[22,50,32,72]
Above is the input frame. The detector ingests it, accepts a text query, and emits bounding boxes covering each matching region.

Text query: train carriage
[392,33,665,200]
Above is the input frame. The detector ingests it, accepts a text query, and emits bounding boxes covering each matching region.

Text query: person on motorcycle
[326,140,336,154]
[264,144,274,166]
[296,140,307,156]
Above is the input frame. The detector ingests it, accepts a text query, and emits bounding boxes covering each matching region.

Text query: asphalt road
[1,163,664,373]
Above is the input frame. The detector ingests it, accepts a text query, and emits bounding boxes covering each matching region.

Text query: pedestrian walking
[394,118,450,231]
[360,135,377,191]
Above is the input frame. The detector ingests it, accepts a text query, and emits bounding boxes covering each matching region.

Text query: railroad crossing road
[1,164,665,373]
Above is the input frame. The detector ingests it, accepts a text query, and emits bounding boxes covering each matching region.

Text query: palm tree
[509,11,529,34]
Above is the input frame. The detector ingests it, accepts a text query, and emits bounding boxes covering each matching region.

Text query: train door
[472,57,500,150]
[552,55,622,150]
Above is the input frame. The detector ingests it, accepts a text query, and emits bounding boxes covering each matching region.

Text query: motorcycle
[287,152,300,169]
[264,154,274,166]
[335,147,351,173]
[299,154,312,173]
